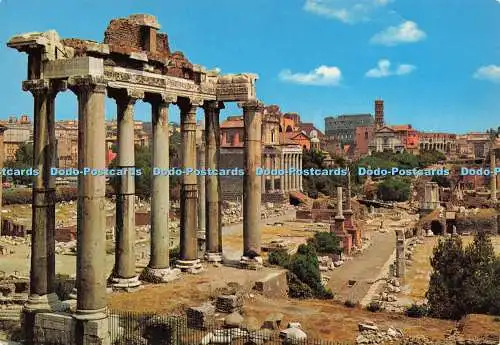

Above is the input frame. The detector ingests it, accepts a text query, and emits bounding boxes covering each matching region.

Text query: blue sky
[0,0,499,133]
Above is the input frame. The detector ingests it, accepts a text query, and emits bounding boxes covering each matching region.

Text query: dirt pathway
[327,230,395,301]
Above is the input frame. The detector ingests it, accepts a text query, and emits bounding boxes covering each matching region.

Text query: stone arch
[286,125,293,133]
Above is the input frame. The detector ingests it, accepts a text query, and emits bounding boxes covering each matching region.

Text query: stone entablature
[8,15,257,104]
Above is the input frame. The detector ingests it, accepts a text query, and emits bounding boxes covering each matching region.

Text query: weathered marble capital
[108,87,144,105]
[203,100,225,112]
[68,75,107,95]
[238,99,264,111]
[144,92,177,106]
[22,79,67,97]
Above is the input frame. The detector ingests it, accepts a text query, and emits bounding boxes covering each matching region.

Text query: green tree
[4,142,34,185]
[417,150,446,167]
[461,232,497,314]
[307,232,341,255]
[426,233,500,319]
[427,236,467,319]
[287,244,333,299]
[377,176,411,202]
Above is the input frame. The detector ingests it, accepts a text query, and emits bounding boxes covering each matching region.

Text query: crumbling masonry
[8,14,264,345]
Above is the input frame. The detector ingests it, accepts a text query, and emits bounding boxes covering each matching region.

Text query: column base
[139,266,181,283]
[73,307,108,321]
[176,259,203,274]
[204,252,223,263]
[24,293,67,313]
[110,276,141,292]
[240,256,263,270]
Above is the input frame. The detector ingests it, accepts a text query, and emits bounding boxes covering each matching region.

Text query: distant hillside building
[325,114,374,144]
[1,115,32,161]
[219,105,306,201]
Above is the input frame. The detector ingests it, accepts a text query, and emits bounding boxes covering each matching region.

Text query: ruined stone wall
[220,149,244,200]
[1,219,27,237]
[456,216,497,234]
[253,271,288,299]
[55,225,76,242]
[104,19,150,54]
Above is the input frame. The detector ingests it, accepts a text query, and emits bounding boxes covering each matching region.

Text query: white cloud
[365,59,415,78]
[473,65,500,83]
[370,20,426,46]
[279,65,342,86]
[303,0,393,24]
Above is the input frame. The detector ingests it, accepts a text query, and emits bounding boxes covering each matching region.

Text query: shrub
[287,272,313,299]
[307,232,341,255]
[169,247,180,267]
[405,303,429,318]
[268,249,290,267]
[377,177,411,202]
[367,301,382,312]
[2,186,78,205]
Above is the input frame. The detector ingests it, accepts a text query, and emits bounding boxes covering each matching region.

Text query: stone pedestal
[25,312,110,345]
[140,267,181,283]
[240,256,263,270]
[109,277,141,293]
[176,259,203,274]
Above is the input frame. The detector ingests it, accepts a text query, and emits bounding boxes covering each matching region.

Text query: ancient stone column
[299,153,303,191]
[294,153,300,191]
[0,125,5,234]
[23,79,65,314]
[69,76,108,321]
[108,88,142,291]
[491,149,497,202]
[261,154,266,194]
[204,101,224,263]
[283,154,289,192]
[395,229,406,282]
[141,93,180,283]
[270,155,275,192]
[266,153,272,192]
[177,97,203,273]
[241,100,264,269]
[197,124,206,258]
[335,186,345,233]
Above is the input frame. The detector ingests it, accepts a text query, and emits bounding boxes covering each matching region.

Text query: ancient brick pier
[8,14,263,345]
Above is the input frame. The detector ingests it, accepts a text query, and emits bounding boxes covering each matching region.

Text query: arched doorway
[431,220,444,235]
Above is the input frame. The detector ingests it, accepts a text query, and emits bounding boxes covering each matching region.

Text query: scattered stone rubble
[221,201,291,225]
[356,321,404,344]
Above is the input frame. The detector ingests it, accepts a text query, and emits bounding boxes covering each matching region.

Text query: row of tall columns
[279,152,302,193]
[262,153,278,193]
[23,83,263,315]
